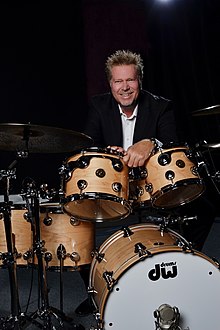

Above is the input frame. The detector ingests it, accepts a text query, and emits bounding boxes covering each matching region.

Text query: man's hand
[123,139,155,167]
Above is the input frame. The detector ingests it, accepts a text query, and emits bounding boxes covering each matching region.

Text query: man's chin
[120,101,136,110]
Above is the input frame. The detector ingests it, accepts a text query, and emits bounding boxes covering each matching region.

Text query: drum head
[99,250,220,329]
[64,196,131,222]
[152,180,205,208]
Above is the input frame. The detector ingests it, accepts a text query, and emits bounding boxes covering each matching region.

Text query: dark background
[0,0,220,196]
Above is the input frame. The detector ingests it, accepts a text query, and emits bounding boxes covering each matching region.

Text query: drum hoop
[152,178,205,201]
[155,178,204,194]
[65,193,131,207]
[65,147,124,162]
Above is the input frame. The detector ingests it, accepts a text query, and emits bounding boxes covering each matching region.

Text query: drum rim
[152,178,205,208]
[65,146,124,161]
[64,193,131,222]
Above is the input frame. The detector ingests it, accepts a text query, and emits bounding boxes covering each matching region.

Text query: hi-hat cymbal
[0,123,93,153]
[192,105,220,116]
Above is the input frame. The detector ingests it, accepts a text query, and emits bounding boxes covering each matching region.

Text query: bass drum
[89,224,220,329]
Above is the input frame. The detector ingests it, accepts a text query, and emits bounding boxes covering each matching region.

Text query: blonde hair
[105,50,144,85]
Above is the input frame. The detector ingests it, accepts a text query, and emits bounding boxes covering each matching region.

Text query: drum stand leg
[27,195,84,330]
[0,207,24,330]
[0,169,42,330]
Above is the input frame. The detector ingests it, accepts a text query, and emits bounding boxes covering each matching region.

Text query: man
[74,49,180,316]
[85,49,178,166]
[75,49,216,316]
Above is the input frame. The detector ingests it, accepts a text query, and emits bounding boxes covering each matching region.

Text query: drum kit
[0,113,220,329]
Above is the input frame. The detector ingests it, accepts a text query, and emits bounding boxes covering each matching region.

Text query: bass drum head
[100,250,220,329]
[90,224,220,329]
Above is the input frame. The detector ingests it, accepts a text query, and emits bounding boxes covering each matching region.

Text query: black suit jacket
[84,89,179,148]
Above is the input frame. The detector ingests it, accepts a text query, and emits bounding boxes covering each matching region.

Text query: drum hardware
[0,162,38,329]
[140,214,197,228]
[22,188,84,329]
[193,143,220,195]
[212,171,220,182]
[154,304,180,330]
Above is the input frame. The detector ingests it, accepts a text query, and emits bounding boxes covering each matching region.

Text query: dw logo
[148,261,177,281]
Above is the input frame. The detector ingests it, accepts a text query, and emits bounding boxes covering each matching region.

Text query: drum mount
[0,153,85,329]
[21,184,84,329]
[0,162,35,329]
[154,304,180,330]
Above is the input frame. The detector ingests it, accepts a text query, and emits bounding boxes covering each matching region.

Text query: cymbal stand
[29,191,83,329]
[39,180,75,321]
[0,167,24,329]
[27,193,62,329]
[0,155,44,329]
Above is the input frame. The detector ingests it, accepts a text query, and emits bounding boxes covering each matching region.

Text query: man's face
[109,64,140,110]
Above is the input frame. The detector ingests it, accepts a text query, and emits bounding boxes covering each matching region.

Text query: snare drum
[89,223,220,329]
[62,148,131,222]
[0,207,33,266]
[145,146,205,208]
[36,203,95,270]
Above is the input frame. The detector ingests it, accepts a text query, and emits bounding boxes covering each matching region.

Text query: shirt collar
[119,104,138,119]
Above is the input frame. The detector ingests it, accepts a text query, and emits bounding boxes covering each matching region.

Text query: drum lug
[180,240,194,252]
[165,170,175,181]
[87,286,97,295]
[103,271,117,291]
[145,183,153,193]
[0,252,7,262]
[134,242,151,260]
[191,166,199,176]
[57,244,67,260]
[158,152,171,166]
[112,158,123,172]
[91,248,105,263]
[95,168,106,178]
[77,179,88,190]
[211,257,220,269]
[112,182,122,193]
[70,217,80,226]
[70,251,80,263]
[23,249,33,261]
[43,215,53,226]
[59,163,72,181]
[122,226,134,237]
[90,312,104,330]
[45,251,53,263]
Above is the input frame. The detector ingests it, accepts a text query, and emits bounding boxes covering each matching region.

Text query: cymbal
[192,105,220,116]
[0,123,93,153]
[202,142,220,149]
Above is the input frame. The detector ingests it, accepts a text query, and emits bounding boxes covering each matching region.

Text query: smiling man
[84,49,178,168]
